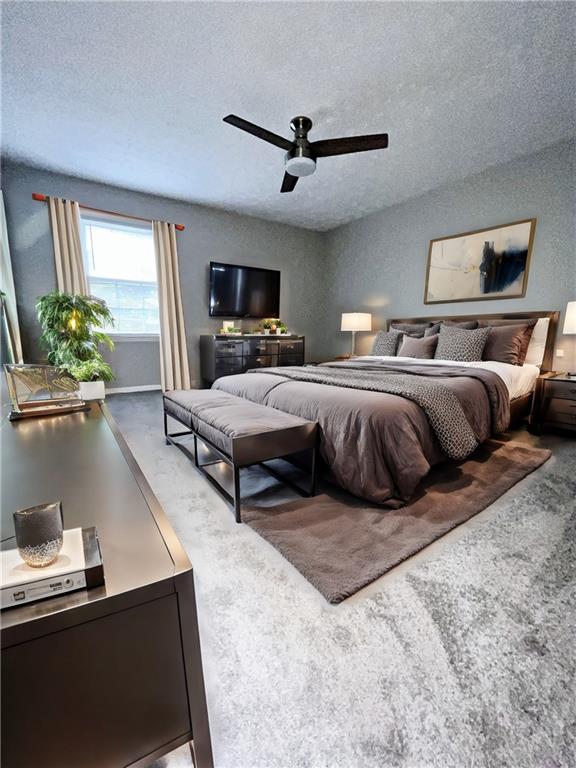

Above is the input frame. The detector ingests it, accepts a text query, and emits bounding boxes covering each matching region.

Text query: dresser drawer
[546,380,576,400]
[243,339,279,356]
[215,358,244,377]
[545,398,576,425]
[279,354,302,366]
[244,354,277,370]
[279,339,303,354]
[215,340,244,357]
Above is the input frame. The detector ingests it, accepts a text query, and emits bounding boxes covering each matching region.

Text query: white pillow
[524,318,550,367]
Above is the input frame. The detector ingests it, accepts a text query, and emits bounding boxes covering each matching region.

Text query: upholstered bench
[163,389,318,522]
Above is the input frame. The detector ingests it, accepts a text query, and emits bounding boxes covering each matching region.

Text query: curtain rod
[31,193,186,231]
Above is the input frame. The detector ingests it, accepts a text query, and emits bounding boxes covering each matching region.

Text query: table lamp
[341,312,372,357]
[563,300,576,377]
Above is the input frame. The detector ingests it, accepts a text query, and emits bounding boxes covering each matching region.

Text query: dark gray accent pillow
[435,325,490,362]
[398,334,438,359]
[424,323,442,337]
[477,318,537,365]
[389,322,431,338]
[424,319,478,336]
[443,319,479,329]
[371,329,403,356]
[481,324,529,365]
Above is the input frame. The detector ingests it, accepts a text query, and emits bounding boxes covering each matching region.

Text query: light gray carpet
[107,393,576,768]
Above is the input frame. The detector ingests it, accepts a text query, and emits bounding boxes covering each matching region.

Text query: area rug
[243,440,551,603]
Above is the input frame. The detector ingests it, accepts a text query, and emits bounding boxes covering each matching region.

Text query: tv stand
[200,334,305,386]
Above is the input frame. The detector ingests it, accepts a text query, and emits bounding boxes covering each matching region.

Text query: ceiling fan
[223,114,389,193]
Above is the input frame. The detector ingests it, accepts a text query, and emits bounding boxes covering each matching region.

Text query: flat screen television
[209,262,280,318]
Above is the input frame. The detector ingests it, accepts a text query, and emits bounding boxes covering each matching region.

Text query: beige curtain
[153,220,191,391]
[48,197,88,295]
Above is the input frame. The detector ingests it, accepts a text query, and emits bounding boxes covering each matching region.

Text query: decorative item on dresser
[531,373,576,435]
[200,334,304,386]
[12,501,64,567]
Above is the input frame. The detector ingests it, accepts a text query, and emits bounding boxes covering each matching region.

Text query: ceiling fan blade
[280,172,299,193]
[223,115,293,151]
[310,133,389,158]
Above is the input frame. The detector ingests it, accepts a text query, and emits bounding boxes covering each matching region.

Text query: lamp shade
[341,312,372,332]
[563,301,576,334]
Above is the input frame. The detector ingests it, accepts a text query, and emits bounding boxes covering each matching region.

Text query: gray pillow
[389,322,431,338]
[477,318,537,365]
[424,323,442,337]
[398,334,438,359]
[424,319,477,337]
[482,324,528,365]
[371,329,403,356]
[435,325,490,362]
[443,319,479,329]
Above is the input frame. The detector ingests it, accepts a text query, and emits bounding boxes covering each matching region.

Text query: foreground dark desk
[1,402,213,768]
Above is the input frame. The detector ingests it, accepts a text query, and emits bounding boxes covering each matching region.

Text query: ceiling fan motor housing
[286,117,316,176]
[285,144,316,177]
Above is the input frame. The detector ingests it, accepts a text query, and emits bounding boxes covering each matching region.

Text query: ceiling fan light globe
[285,156,316,177]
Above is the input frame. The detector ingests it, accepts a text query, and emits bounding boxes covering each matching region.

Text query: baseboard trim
[105,384,162,394]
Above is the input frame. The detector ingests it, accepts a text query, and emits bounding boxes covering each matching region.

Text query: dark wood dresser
[531,373,576,434]
[1,402,213,768]
[200,334,305,385]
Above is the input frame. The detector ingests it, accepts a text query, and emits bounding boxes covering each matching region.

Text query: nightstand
[531,373,576,435]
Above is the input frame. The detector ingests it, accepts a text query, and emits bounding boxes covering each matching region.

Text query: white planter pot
[263,329,270,335]
[79,380,106,401]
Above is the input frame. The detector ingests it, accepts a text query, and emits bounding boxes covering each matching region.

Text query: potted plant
[262,319,273,335]
[66,358,114,400]
[37,291,115,400]
[276,321,287,335]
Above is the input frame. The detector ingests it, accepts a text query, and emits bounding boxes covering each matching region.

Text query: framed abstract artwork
[424,218,536,304]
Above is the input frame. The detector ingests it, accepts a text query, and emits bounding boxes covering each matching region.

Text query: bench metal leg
[233,466,242,524]
[310,443,317,497]
[258,441,318,501]
[163,409,169,445]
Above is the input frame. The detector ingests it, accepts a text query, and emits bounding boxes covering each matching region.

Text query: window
[80,211,160,335]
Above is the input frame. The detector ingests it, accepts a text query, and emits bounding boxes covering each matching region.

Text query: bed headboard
[388,310,559,372]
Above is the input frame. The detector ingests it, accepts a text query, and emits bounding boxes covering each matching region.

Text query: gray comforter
[213,359,510,507]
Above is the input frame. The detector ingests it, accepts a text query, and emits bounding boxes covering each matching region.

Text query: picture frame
[424,218,536,305]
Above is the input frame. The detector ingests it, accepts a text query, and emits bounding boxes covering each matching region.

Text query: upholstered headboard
[388,310,559,371]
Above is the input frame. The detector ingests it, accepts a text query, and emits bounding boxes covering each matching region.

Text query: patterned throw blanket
[247,365,482,460]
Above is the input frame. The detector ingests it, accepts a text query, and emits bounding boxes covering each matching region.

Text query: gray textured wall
[325,139,576,362]
[3,140,575,387]
[1,162,328,387]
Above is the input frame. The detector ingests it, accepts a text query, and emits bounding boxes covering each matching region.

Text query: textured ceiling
[2,1,575,231]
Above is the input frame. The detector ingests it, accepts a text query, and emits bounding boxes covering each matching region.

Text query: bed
[212,311,558,507]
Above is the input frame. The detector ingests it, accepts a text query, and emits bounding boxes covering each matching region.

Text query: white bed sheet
[354,356,540,400]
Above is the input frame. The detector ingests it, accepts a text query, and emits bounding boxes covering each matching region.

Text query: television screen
[209,262,280,318]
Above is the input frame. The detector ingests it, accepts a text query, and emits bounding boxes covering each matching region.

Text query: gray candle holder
[13,501,64,567]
